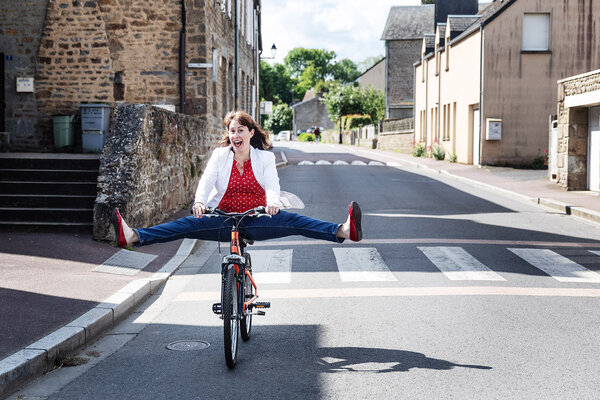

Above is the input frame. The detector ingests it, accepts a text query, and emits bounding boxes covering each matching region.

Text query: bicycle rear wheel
[223,266,239,368]
[240,254,253,342]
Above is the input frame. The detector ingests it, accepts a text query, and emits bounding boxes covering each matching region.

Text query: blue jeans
[134,211,344,246]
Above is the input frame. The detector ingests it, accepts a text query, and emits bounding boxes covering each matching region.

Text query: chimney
[434,0,478,30]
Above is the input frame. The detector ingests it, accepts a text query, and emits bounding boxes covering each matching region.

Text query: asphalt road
[12,143,600,399]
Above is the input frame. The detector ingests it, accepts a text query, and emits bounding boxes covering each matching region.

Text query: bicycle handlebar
[204,206,269,218]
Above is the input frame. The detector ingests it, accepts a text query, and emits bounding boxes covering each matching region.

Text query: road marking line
[250,238,600,248]
[248,249,292,284]
[509,248,600,283]
[332,247,396,282]
[174,286,600,301]
[418,246,506,281]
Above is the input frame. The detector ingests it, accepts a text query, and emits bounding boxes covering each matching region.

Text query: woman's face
[228,118,254,154]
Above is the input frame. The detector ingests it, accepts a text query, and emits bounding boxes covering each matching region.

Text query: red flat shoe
[111,208,128,248]
[348,201,362,242]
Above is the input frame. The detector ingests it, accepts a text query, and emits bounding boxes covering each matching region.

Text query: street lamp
[260,43,277,59]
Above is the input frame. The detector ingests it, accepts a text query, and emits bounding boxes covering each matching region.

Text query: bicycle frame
[205,207,270,368]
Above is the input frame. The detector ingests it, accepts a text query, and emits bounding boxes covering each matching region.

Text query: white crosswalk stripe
[332,247,397,282]
[247,249,293,284]
[509,248,600,283]
[248,244,600,285]
[418,246,506,281]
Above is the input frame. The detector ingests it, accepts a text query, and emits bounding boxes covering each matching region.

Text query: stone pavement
[2,145,600,398]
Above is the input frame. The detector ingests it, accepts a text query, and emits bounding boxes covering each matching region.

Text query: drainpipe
[478,24,484,166]
[234,0,239,110]
[179,0,186,114]
[384,43,389,120]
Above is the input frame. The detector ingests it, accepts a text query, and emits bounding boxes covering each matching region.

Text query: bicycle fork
[212,261,270,317]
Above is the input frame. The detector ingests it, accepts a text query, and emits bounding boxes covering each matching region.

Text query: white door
[473,108,480,165]
[588,106,600,191]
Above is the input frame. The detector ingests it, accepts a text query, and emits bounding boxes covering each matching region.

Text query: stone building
[355,57,385,93]
[381,5,434,119]
[0,0,262,152]
[291,93,335,135]
[555,70,600,191]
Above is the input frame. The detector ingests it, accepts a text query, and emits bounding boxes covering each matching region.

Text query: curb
[0,238,198,398]
[276,151,288,168]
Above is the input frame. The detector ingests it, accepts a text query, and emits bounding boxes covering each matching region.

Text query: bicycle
[203,206,271,368]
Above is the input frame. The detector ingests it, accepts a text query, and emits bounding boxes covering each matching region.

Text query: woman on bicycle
[112,110,362,248]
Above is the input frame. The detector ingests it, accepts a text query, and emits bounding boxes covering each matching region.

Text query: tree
[331,58,361,83]
[259,61,295,105]
[263,103,292,134]
[284,47,336,80]
[421,0,435,4]
[323,83,385,128]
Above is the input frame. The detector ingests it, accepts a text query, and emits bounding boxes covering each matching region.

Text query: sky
[260,0,423,67]
[260,1,489,69]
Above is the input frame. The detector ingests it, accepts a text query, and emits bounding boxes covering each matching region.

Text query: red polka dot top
[217,159,266,213]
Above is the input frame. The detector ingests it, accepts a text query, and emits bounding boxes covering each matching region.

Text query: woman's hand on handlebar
[192,202,206,218]
[265,204,280,216]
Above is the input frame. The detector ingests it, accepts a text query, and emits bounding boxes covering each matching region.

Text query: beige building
[414,0,600,166]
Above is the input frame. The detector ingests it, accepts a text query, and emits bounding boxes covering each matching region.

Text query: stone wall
[377,130,414,153]
[0,1,49,150]
[93,103,220,241]
[1,0,259,152]
[556,70,600,190]
[36,0,116,148]
[386,39,421,117]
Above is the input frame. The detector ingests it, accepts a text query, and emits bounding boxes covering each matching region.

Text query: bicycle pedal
[212,303,222,315]
[253,301,270,309]
[255,311,266,316]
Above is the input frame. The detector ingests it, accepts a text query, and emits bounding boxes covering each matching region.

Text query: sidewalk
[0,209,196,398]
[1,147,599,397]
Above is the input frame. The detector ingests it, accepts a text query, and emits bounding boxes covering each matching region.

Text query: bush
[449,152,457,163]
[298,133,315,142]
[412,142,426,157]
[432,142,445,160]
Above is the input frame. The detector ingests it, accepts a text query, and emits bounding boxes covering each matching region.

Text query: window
[523,13,550,51]
[212,49,218,82]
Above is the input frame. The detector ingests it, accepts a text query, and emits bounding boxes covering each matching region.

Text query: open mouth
[232,139,243,149]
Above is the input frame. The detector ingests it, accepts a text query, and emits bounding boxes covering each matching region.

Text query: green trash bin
[53,115,75,149]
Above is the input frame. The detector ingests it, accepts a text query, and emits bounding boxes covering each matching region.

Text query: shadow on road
[316,346,492,373]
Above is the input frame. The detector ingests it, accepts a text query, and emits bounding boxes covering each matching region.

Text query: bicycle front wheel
[223,266,239,368]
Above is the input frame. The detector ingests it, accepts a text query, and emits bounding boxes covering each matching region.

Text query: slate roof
[447,15,480,40]
[381,5,435,40]
[423,34,436,55]
[453,0,516,41]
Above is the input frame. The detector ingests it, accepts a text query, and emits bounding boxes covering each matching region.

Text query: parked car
[277,130,291,141]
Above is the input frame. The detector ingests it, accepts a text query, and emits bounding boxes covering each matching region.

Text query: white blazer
[194,146,281,208]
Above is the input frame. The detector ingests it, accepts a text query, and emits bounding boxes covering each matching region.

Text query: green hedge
[298,133,315,142]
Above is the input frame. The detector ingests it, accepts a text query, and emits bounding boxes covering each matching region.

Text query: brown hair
[219,111,270,150]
